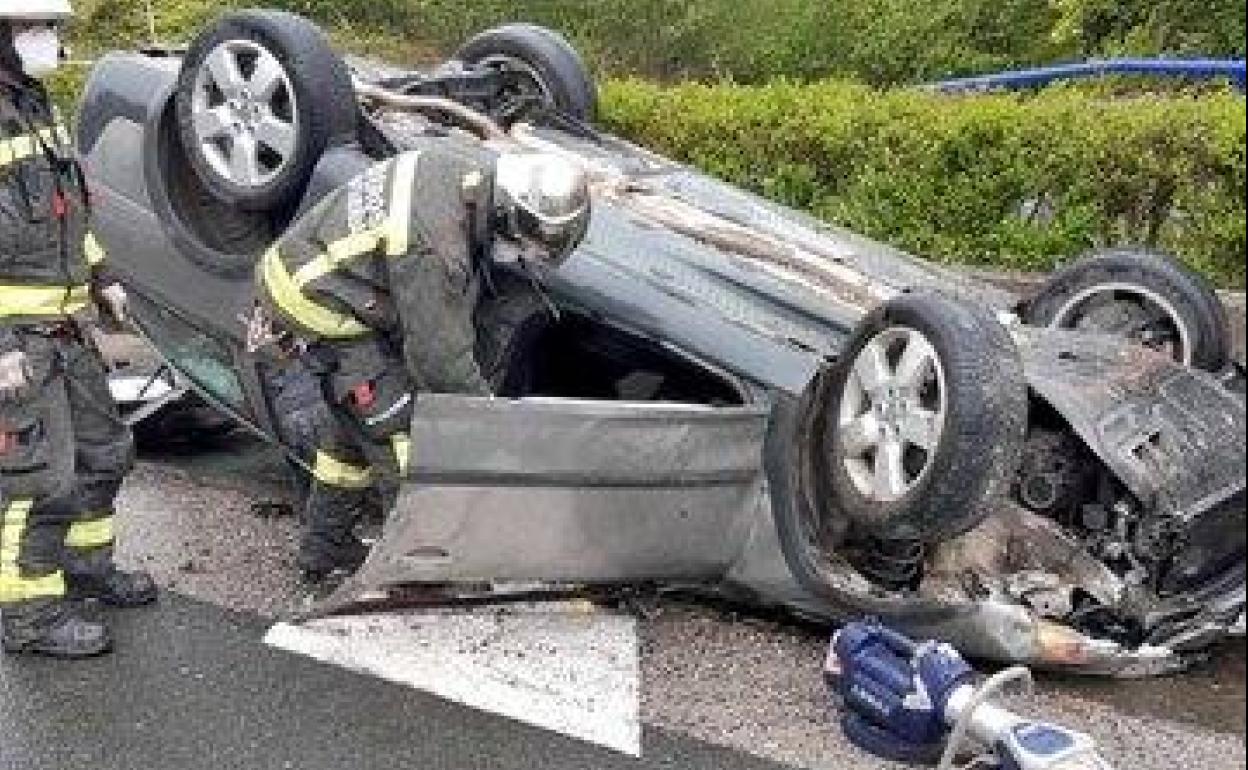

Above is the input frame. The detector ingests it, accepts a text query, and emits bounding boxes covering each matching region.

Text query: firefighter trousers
[0,327,135,619]
[297,338,414,574]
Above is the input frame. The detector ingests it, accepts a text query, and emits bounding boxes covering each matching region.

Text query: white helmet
[1,0,73,21]
[495,151,591,267]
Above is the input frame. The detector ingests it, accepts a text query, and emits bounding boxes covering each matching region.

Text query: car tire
[818,293,1028,543]
[456,24,598,122]
[1024,249,1231,372]
[175,10,357,212]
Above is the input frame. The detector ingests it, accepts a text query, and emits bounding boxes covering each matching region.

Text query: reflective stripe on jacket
[1,84,106,325]
[257,147,494,395]
[258,153,419,340]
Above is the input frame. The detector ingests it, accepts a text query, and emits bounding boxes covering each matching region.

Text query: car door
[351,394,772,593]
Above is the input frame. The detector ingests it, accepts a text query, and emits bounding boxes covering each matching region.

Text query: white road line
[264,603,641,756]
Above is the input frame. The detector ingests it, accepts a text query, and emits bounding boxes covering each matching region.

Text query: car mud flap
[309,395,770,618]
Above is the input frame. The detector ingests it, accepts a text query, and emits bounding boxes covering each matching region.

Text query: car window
[128,291,250,416]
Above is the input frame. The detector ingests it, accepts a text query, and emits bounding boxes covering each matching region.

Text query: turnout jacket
[258,149,492,395]
[0,80,107,327]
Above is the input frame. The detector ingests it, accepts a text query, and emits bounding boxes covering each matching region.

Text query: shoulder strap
[7,86,91,212]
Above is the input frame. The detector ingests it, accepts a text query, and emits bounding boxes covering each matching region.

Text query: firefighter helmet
[495,151,591,266]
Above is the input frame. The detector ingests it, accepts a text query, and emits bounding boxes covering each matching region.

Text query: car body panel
[354,394,769,585]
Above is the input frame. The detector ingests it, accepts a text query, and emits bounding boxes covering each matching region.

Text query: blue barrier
[933,58,1246,93]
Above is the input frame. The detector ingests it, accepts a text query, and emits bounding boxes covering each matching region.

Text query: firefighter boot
[298,530,370,586]
[298,475,372,585]
[69,568,159,607]
[66,548,158,608]
[1,600,113,658]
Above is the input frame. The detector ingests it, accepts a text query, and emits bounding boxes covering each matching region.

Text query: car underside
[78,11,1245,676]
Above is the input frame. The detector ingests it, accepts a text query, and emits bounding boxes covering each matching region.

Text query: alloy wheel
[837,326,948,502]
[190,39,299,189]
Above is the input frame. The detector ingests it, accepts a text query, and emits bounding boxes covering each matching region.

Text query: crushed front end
[895,331,1244,675]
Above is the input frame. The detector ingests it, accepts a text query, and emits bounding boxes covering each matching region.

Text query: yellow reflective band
[288,152,420,290]
[385,152,420,257]
[0,570,66,603]
[0,284,91,318]
[0,499,66,603]
[0,126,70,168]
[261,248,370,339]
[84,232,108,267]
[313,451,373,489]
[329,229,386,262]
[290,254,336,289]
[1,499,35,578]
[65,516,116,550]
[391,432,411,476]
[292,229,386,288]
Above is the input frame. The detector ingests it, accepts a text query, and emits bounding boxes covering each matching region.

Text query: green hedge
[73,0,1247,86]
[601,80,1247,287]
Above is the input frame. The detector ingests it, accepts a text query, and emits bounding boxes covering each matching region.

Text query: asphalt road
[4,435,1242,770]
[0,595,789,770]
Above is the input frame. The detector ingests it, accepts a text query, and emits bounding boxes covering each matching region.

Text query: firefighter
[254,147,590,584]
[1,1,157,658]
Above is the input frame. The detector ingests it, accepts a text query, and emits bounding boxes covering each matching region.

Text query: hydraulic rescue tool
[825,622,1116,770]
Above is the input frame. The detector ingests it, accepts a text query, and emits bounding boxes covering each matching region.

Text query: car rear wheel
[456,24,598,122]
[1025,249,1231,372]
[820,293,1028,544]
[175,10,357,211]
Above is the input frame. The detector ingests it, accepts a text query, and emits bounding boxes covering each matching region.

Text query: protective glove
[98,282,130,327]
[0,350,32,404]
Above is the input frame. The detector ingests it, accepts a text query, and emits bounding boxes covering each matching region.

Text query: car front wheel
[818,293,1028,545]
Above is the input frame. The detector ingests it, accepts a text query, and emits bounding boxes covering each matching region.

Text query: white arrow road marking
[264,603,641,756]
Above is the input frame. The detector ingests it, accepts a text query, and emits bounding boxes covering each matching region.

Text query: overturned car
[78,11,1245,675]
